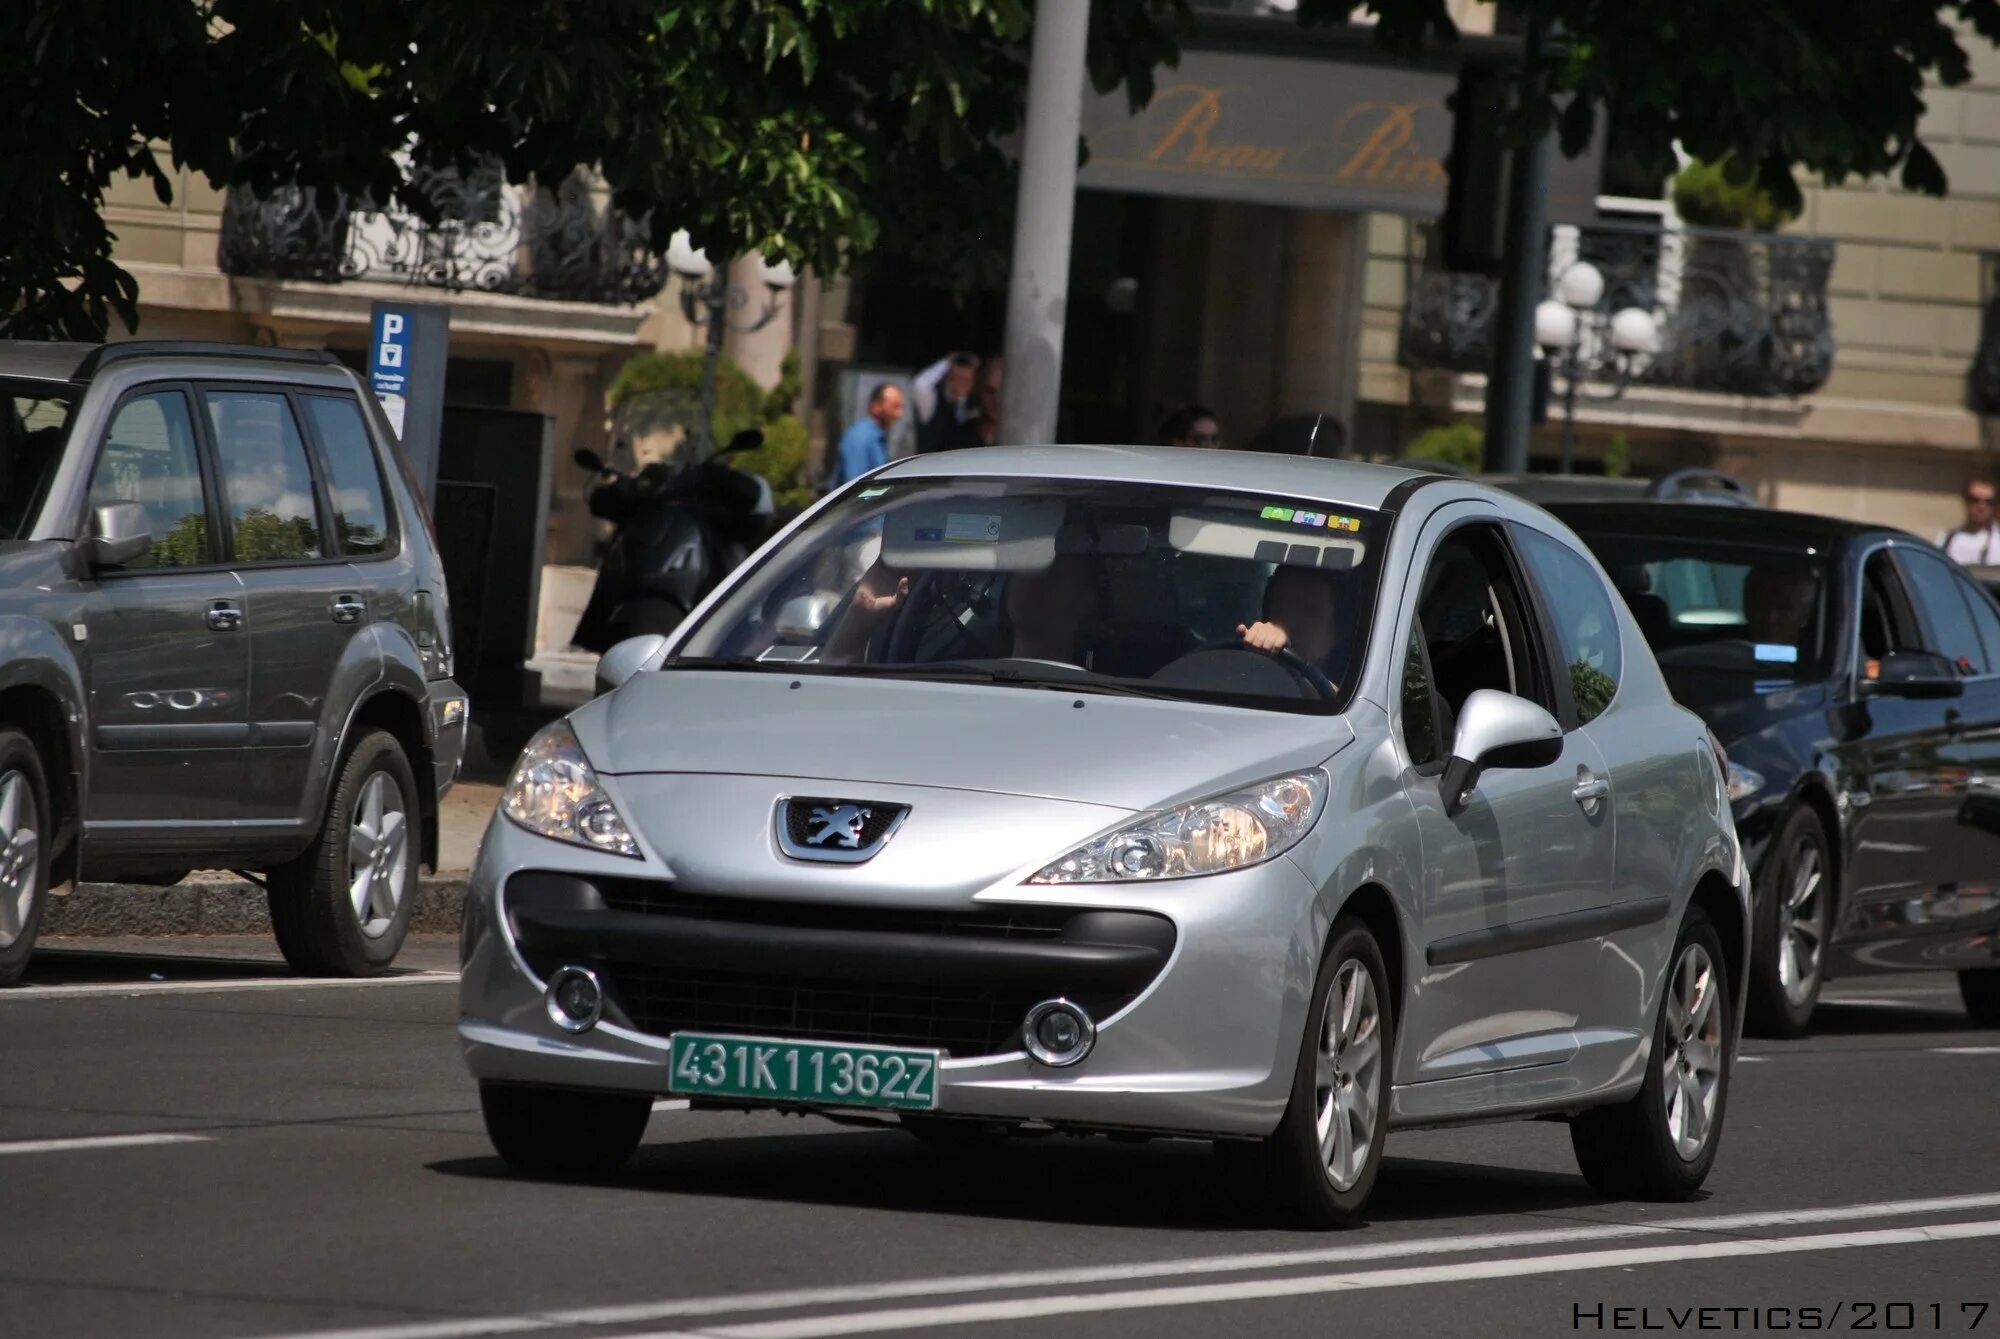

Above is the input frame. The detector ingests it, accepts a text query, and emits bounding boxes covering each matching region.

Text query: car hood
[571,669,1353,812]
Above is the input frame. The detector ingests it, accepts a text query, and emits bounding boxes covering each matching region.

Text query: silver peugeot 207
[460,447,1747,1226]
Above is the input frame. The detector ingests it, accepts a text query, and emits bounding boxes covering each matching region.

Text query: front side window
[204,390,324,563]
[1412,524,1555,728]
[1,380,76,541]
[675,478,1385,713]
[1400,625,1443,769]
[301,394,392,556]
[86,389,211,568]
[1516,526,1622,724]
[1898,549,1988,675]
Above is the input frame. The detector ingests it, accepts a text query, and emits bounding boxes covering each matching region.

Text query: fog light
[1023,999,1095,1067]
[545,965,603,1033]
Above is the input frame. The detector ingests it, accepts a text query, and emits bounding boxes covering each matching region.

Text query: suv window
[86,389,212,568]
[301,394,392,556]
[1410,523,1553,749]
[1898,549,1989,675]
[2,381,75,541]
[204,390,325,563]
[1516,526,1622,724]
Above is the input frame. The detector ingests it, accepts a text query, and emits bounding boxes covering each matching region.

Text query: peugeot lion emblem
[777,797,910,864]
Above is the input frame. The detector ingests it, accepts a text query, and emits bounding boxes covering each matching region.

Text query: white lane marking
[1934,1045,2000,1055]
[653,1099,691,1112]
[1737,1055,1769,1062]
[0,972,459,1000]
[1819,996,1924,1008]
[0,1133,211,1156]
[683,1220,2000,1339]
[247,1191,2000,1339]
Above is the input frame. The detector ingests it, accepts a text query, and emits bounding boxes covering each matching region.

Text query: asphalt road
[3,939,1997,1339]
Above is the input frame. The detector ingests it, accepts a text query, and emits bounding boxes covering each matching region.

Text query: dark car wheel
[1745,806,1832,1039]
[268,729,421,977]
[1961,969,2000,1028]
[0,728,52,988]
[1571,906,1732,1200]
[480,1083,651,1179]
[1226,916,1393,1228]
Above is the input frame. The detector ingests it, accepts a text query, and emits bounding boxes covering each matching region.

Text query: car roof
[875,445,1435,512]
[0,341,97,384]
[1541,499,1895,549]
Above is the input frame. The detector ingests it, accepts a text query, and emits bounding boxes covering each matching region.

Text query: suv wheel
[1571,906,1732,1200]
[480,1083,650,1178]
[268,729,420,976]
[0,729,52,987]
[1745,806,1831,1038]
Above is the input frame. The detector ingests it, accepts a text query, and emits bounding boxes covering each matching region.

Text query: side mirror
[574,448,606,472]
[1862,649,1965,700]
[82,501,152,568]
[595,634,670,695]
[1441,688,1564,818]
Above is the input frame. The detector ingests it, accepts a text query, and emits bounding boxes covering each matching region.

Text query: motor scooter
[569,428,774,653]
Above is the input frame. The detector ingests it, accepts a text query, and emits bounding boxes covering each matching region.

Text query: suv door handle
[330,593,366,625]
[1572,774,1611,812]
[205,599,244,632]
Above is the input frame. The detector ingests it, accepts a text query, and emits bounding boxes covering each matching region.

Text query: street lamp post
[1533,260,1660,473]
[664,230,795,456]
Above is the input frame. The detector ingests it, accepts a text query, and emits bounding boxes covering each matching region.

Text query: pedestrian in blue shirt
[827,383,905,491]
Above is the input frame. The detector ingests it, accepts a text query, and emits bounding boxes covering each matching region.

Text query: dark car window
[1898,548,1989,675]
[1565,531,1828,684]
[301,394,392,556]
[204,390,325,563]
[1515,525,1621,724]
[1414,523,1554,724]
[1956,570,2000,673]
[1,381,75,541]
[85,389,212,568]
[1400,624,1443,770]
[1860,550,1923,663]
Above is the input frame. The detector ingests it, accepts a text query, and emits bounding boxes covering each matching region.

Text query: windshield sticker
[1753,643,1800,664]
[857,487,890,499]
[1259,505,1362,532]
[944,512,1004,544]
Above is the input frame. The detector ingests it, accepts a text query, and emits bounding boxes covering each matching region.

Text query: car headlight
[501,720,641,857]
[1725,762,1764,803]
[1029,770,1328,884]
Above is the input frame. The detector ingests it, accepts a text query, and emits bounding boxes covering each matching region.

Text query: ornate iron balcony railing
[219,164,668,307]
[1400,219,1836,399]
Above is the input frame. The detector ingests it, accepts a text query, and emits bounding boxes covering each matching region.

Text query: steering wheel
[1197,635,1336,700]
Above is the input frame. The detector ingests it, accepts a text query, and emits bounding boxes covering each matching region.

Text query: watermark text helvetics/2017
[1575,1302,1992,1331]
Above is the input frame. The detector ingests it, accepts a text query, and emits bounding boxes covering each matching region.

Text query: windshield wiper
[658,656,802,673]
[817,661,1183,701]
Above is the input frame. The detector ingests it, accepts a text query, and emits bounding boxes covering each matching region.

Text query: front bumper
[457,813,1322,1138]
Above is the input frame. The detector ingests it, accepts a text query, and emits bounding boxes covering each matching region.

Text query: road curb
[43,877,470,938]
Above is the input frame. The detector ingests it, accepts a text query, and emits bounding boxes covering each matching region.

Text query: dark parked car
[1548,501,2000,1035]
[0,341,467,983]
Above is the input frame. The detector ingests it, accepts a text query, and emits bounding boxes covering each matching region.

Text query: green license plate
[668,1033,941,1111]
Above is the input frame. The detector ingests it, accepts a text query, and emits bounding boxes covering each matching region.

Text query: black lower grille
[600,962,1127,1058]
[595,885,1073,941]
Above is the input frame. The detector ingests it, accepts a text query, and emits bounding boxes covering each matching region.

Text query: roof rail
[74,341,343,381]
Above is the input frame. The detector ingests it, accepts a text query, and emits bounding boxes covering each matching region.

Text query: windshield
[0,380,76,541]
[1570,529,1831,684]
[674,477,1385,713]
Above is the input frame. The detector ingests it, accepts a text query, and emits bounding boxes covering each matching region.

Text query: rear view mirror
[595,634,669,695]
[775,593,836,641]
[83,501,152,569]
[1862,650,1965,700]
[1441,689,1564,817]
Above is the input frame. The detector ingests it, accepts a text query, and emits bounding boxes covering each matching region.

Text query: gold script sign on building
[1078,46,1600,219]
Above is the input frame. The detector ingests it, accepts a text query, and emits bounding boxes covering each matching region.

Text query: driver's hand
[1238,621,1290,652]
[852,569,910,619]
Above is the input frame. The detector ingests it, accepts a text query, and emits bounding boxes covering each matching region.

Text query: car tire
[1960,969,2000,1028]
[1570,906,1732,1200]
[1234,915,1394,1229]
[1746,806,1832,1039]
[268,729,421,977]
[480,1082,651,1178]
[0,728,53,988]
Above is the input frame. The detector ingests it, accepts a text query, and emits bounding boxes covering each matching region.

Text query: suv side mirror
[1862,649,1965,700]
[83,502,152,569]
[1441,688,1564,818]
[595,634,669,695]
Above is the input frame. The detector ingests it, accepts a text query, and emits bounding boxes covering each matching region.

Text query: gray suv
[0,341,468,982]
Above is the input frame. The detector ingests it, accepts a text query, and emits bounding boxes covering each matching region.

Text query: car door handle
[1572,776,1611,807]
[205,600,243,632]
[330,593,366,625]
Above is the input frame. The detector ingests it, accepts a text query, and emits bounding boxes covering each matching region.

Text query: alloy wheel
[347,772,409,939]
[1661,942,1724,1162]
[1314,958,1383,1191]
[0,770,39,950]
[1778,844,1824,1008]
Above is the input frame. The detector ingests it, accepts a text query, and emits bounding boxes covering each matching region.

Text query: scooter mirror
[721,429,764,456]
[574,448,607,472]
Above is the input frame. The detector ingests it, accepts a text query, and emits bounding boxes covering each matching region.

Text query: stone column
[1273,211,1369,453]
[523,351,614,568]
[721,255,791,390]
